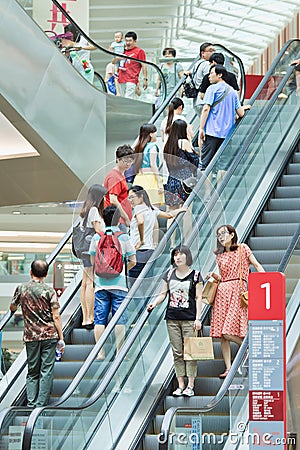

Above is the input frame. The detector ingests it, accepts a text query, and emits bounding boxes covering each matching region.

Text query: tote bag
[184,332,214,360]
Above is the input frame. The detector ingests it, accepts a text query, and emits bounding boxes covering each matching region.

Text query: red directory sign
[248,272,286,450]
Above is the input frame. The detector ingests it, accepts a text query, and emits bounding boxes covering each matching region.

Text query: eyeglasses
[205,48,215,53]
[128,195,137,200]
[216,230,229,238]
[120,158,133,165]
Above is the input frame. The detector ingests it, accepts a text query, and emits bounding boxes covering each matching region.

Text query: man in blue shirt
[199,65,250,178]
[89,206,136,359]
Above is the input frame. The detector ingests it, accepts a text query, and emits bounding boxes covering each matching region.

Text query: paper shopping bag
[184,335,214,360]
[202,280,219,305]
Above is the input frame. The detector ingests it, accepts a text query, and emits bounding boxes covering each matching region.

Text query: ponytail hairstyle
[164,119,188,169]
[129,185,154,210]
[133,123,157,173]
[165,97,184,136]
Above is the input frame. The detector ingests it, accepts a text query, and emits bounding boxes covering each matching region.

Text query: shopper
[147,245,203,397]
[206,225,264,378]
[10,260,64,407]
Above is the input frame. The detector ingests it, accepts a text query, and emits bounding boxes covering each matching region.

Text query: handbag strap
[211,86,231,108]
[239,245,243,293]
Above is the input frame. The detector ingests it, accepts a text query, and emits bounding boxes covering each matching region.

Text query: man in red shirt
[104,145,134,231]
[117,31,148,99]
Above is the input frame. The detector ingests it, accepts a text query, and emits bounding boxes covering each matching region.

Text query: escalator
[0,0,158,205]
[0,40,298,449]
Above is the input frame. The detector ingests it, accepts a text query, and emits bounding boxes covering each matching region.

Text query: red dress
[210,244,252,338]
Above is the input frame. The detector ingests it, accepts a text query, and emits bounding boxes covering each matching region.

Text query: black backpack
[183,60,205,98]
[72,217,95,260]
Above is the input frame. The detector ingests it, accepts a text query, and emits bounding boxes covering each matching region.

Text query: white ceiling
[88,0,300,71]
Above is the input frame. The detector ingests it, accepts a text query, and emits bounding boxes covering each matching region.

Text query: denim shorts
[94,289,127,326]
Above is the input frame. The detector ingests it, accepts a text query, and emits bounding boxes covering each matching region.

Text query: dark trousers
[25,339,57,407]
[201,135,224,171]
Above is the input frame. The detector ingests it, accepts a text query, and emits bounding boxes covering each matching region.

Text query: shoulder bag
[239,245,248,307]
[202,279,219,305]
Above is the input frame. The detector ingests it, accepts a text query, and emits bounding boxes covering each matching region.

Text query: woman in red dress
[206,225,264,378]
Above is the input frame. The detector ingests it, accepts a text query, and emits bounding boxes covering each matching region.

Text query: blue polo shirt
[203,82,241,139]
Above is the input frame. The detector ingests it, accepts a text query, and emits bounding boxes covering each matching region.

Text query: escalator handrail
[18,40,300,420]
[278,223,300,272]
[250,38,300,104]
[93,71,107,92]
[51,0,167,101]
[11,41,300,447]
[158,224,300,448]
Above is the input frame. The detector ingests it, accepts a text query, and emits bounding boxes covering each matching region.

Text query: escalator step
[262,210,300,223]
[255,223,298,236]
[248,236,292,250]
[165,395,229,413]
[53,360,109,378]
[70,328,96,345]
[268,198,300,210]
[275,186,300,198]
[249,250,284,264]
[293,152,300,163]
[287,163,300,174]
[154,414,229,434]
[281,174,300,186]
[61,344,94,361]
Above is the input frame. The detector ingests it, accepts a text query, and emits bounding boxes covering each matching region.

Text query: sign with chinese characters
[53,260,81,297]
[32,0,89,35]
[248,272,286,449]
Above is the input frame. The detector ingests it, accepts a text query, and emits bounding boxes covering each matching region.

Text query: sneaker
[172,387,184,397]
[182,387,195,397]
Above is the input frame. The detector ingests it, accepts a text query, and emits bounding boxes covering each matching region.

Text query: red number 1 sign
[248,272,286,449]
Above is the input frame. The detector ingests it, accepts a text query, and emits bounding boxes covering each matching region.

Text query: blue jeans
[94,289,127,325]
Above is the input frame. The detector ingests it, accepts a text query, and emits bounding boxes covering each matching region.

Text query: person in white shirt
[160,97,194,144]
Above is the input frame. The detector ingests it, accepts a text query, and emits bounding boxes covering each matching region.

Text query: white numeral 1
[261,282,271,310]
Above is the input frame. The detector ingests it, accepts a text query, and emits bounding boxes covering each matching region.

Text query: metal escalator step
[275,186,300,198]
[61,344,94,361]
[262,210,300,223]
[154,414,229,434]
[196,360,233,377]
[52,378,101,397]
[287,163,300,174]
[165,395,229,413]
[269,198,300,210]
[248,236,291,250]
[53,360,109,378]
[248,250,284,264]
[193,377,225,396]
[143,434,159,450]
[255,223,298,236]
[281,174,300,186]
[293,153,300,163]
[70,328,96,345]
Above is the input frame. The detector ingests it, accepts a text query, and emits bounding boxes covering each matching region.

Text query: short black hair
[209,52,225,65]
[171,245,193,266]
[211,64,228,79]
[125,31,137,41]
[116,144,134,160]
[102,205,121,226]
[163,47,176,57]
[200,42,213,54]
[31,260,48,278]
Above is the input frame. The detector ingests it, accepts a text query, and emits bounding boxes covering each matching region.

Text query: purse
[183,76,198,98]
[202,279,219,305]
[72,220,95,260]
[181,176,198,195]
[239,245,248,307]
[184,331,214,361]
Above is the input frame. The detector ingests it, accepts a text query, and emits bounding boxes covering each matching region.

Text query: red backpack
[94,230,124,278]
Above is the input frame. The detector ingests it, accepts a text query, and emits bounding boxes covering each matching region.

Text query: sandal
[219,369,230,379]
[172,387,184,397]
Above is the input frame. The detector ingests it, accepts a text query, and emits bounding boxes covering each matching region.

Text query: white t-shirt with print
[130,205,160,250]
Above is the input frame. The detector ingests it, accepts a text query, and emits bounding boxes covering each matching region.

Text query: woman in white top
[128,185,185,286]
[161,97,194,144]
[79,184,106,328]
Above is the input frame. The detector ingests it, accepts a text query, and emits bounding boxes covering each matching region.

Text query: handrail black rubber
[18,41,300,449]
[94,71,107,92]
[51,0,167,101]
